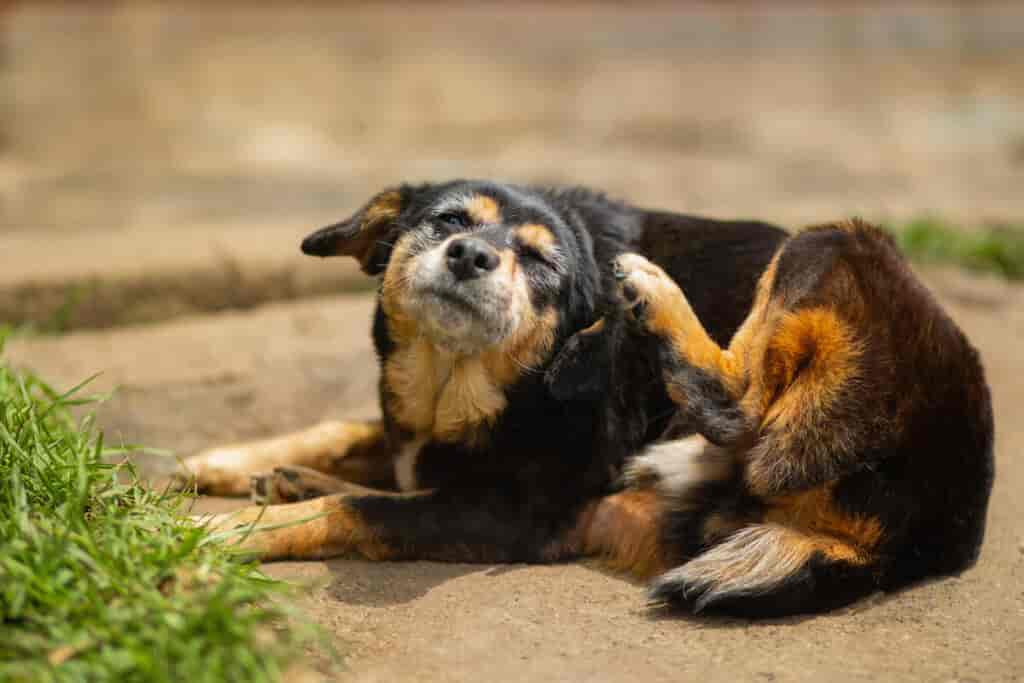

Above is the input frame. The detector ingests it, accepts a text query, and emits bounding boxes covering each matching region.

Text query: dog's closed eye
[437,212,471,229]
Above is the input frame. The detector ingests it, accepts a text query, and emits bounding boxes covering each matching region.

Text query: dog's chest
[384,340,507,444]
[394,437,427,491]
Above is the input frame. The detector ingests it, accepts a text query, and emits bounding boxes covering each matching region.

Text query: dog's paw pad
[612,253,674,324]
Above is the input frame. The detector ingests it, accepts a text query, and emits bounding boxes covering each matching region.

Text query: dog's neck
[384,338,511,447]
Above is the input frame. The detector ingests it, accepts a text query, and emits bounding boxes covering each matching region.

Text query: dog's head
[303,180,603,361]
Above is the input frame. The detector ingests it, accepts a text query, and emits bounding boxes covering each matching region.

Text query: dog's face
[303,181,600,359]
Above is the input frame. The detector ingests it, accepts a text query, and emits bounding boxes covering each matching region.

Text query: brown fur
[177,420,391,496]
[763,486,882,564]
[547,489,667,579]
[203,494,398,561]
[339,190,403,271]
[516,223,558,258]
[466,194,501,224]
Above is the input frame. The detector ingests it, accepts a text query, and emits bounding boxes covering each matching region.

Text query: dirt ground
[7,267,1024,682]
[3,3,1024,681]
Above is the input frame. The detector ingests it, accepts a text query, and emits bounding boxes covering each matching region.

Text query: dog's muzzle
[403,238,517,354]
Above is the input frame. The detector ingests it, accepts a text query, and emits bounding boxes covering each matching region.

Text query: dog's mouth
[419,285,483,317]
[411,282,517,354]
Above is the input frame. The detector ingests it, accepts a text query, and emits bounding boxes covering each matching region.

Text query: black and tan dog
[589,219,994,616]
[182,183,993,617]
[181,180,784,573]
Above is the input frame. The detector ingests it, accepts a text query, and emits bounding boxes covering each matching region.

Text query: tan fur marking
[744,307,863,494]
[380,232,421,346]
[616,254,747,395]
[499,247,518,279]
[364,190,402,225]
[432,357,509,443]
[466,195,500,224]
[558,489,666,578]
[724,254,780,367]
[385,339,443,433]
[179,420,388,496]
[579,317,606,335]
[761,307,860,416]
[203,494,396,561]
[385,306,558,445]
[341,190,402,268]
[764,485,882,564]
[483,306,559,386]
[516,223,556,257]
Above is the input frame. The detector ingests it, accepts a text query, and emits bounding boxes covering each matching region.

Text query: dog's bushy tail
[648,523,880,618]
[627,435,883,617]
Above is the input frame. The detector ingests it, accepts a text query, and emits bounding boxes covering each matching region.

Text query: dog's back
[785,223,994,585]
[612,220,994,616]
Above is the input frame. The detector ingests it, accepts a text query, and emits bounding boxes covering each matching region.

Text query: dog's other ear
[545,317,613,402]
[301,187,409,275]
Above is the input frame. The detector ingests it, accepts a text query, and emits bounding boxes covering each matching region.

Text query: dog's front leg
[177,420,395,496]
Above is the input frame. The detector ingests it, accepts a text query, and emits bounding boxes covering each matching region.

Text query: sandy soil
[7,269,1023,682]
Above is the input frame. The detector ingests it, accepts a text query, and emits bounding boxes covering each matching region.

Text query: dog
[570,219,993,617]
[180,180,786,574]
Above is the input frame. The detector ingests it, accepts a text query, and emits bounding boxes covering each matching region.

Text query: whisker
[505,350,543,376]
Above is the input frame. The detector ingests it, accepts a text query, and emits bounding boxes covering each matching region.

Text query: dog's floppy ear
[545,317,613,402]
[301,187,409,275]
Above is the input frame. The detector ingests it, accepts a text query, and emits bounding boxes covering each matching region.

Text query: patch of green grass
[0,343,322,682]
[889,217,1024,280]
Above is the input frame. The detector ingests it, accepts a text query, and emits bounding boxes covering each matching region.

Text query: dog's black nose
[446,238,500,281]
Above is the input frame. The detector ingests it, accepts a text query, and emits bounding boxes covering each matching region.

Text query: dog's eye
[437,212,470,229]
[519,244,553,268]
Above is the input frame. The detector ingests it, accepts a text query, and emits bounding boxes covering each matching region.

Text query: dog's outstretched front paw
[250,465,354,505]
[171,446,256,497]
[612,253,686,335]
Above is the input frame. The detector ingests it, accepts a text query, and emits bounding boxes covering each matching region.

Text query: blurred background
[3,1,1023,332]
[4,0,1024,458]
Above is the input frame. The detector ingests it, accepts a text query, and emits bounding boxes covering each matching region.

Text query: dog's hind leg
[611,249,886,615]
[175,420,395,496]
[611,253,758,448]
[543,489,669,579]
[612,250,866,495]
